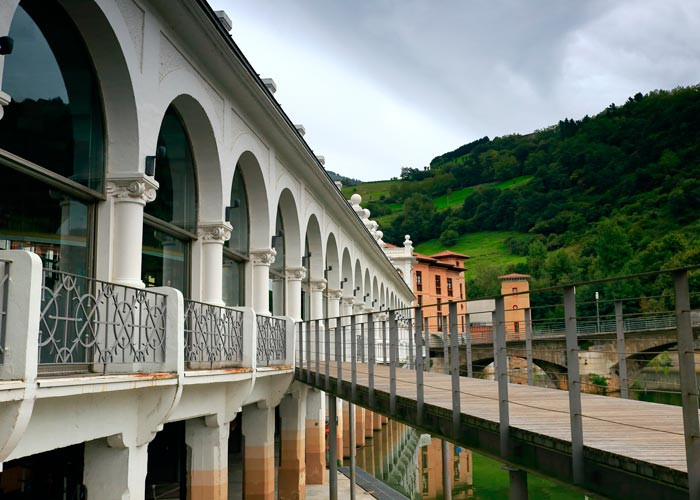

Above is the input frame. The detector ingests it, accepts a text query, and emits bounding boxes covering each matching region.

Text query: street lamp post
[595,291,600,333]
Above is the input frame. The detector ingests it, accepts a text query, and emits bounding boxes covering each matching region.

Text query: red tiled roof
[431,250,470,259]
[498,273,531,280]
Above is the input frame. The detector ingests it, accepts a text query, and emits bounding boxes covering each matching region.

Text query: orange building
[413,250,469,332]
[499,273,531,339]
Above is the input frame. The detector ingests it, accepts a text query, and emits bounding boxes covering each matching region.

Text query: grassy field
[341,179,399,202]
[414,231,527,278]
[470,451,581,499]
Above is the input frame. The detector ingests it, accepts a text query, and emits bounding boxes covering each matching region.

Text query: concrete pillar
[364,409,373,439]
[105,173,158,287]
[243,404,275,499]
[306,389,327,484]
[327,289,341,318]
[279,389,307,500]
[335,398,343,462]
[355,407,366,447]
[83,437,148,500]
[341,296,355,360]
[185,417,229,500]
[343,402,353,458]
[197,223,232,305]
[286,266,307,321]
[250,249,276,315]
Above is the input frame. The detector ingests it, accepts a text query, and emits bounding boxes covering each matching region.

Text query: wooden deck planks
[314,361,695,474]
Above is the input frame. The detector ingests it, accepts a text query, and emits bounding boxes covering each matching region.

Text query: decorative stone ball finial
[363,208,370,219]
[350,193,362,206]
[404,234,413,247]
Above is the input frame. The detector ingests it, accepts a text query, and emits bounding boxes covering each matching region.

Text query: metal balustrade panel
[184,299,243,368]
[38,269,167,371]
[256,314,287,366]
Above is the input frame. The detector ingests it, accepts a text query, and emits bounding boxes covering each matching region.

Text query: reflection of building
[417,438,473,499]
[500,273,531,339]
[413,251,469,332]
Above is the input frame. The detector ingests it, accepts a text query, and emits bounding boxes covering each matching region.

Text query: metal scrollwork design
[256,315,287,366]
[184,300,243,367]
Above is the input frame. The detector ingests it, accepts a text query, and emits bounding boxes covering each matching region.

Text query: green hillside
[343,86,700,301]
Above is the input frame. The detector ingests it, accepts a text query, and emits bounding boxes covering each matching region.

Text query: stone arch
[305,214,324,281]
[341,248,353,295]
[380,283,385,310]
[614,341,679,386]
[276,189,302,268]
[58,0,142,177]
[233,151,270,250]
[325,233,340,290]
[372,277,379,310]
[467,353,568,389]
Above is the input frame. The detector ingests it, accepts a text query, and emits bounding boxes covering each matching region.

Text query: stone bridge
[430,325,700,389]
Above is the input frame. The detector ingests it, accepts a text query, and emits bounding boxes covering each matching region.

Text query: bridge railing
[296,265,700,496]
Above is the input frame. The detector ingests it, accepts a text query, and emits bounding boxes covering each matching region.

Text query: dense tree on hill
[378,86,700,301]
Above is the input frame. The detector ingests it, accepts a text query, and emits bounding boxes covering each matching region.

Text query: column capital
[250,248,276,266]
[340,296,355,306]
[310,278,327,292]
[197,221,232,243]
[285,266,307,281]
[0,91,10,120]
[106,173,159,206]
[327,288,343,300]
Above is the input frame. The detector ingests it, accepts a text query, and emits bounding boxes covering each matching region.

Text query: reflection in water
[350,413,582,499]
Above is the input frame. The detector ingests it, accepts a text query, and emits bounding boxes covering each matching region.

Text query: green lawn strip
[414,231,527,279]
[470,451,580,499]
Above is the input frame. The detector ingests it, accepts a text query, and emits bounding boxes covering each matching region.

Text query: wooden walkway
[300,361,695,497]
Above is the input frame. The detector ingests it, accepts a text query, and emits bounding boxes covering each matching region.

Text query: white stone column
[278,387,308,499]
[305,389,327,484]
[310,278,327,320]
[197,222,232,306]
[106,174,158,288]
[285,266,306,321]
[83,437,148,500]
[185,417,230,500]
[243,403,275,499]
[341,296,355,361]
[327,288,342,319]
[250,248,276,315]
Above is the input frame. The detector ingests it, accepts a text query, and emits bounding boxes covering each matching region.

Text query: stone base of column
[365,410,374,439]
[83,438,148,500]
[336,398,343,462]
[373,411,382,430]
[186,418,229,500]
[355,407,366,447]
[243,405,275,499]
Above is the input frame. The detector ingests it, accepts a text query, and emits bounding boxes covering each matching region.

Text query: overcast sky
[208,0,700,181]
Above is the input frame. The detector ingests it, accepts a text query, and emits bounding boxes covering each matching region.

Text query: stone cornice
[106,173,159,206]
[285,266,307,281]
[250,248,276,266]
[197,222,232,242]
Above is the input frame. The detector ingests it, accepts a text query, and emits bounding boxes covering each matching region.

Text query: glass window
[228,168,249,256]
[512,287,518,294]
[223,257,244,307]
[435,275,442,295]
[447,277,453,297]
[270,207,285,315]
[416,270,422,291]
[0,0,104,191]
[145,106,197,233]
[142,106,197,295]
[0,166,89,276]
[142,226,187,291]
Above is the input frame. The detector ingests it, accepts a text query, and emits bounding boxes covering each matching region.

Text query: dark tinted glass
[0,1,104,191]
[0,166,89,276]
[142,226,187,292]
[146,106,197,233]
[223,257,244,307]
[228,168,249,255]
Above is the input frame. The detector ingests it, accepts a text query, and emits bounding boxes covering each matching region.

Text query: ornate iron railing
[39,269,167,370]
[184,299,243,368]
[0,259,10,364]
[256,314,286,366]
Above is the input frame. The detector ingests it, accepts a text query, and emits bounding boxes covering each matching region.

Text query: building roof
[384,242,398,248]
[498,273,531,280]
[430,250,470,259]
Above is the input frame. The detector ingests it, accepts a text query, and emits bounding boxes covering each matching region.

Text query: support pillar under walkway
[306,388,327,484]
[83,437,148,500]
[185,417,230,500]
[279,389,307,500]
[243,404,275,499]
